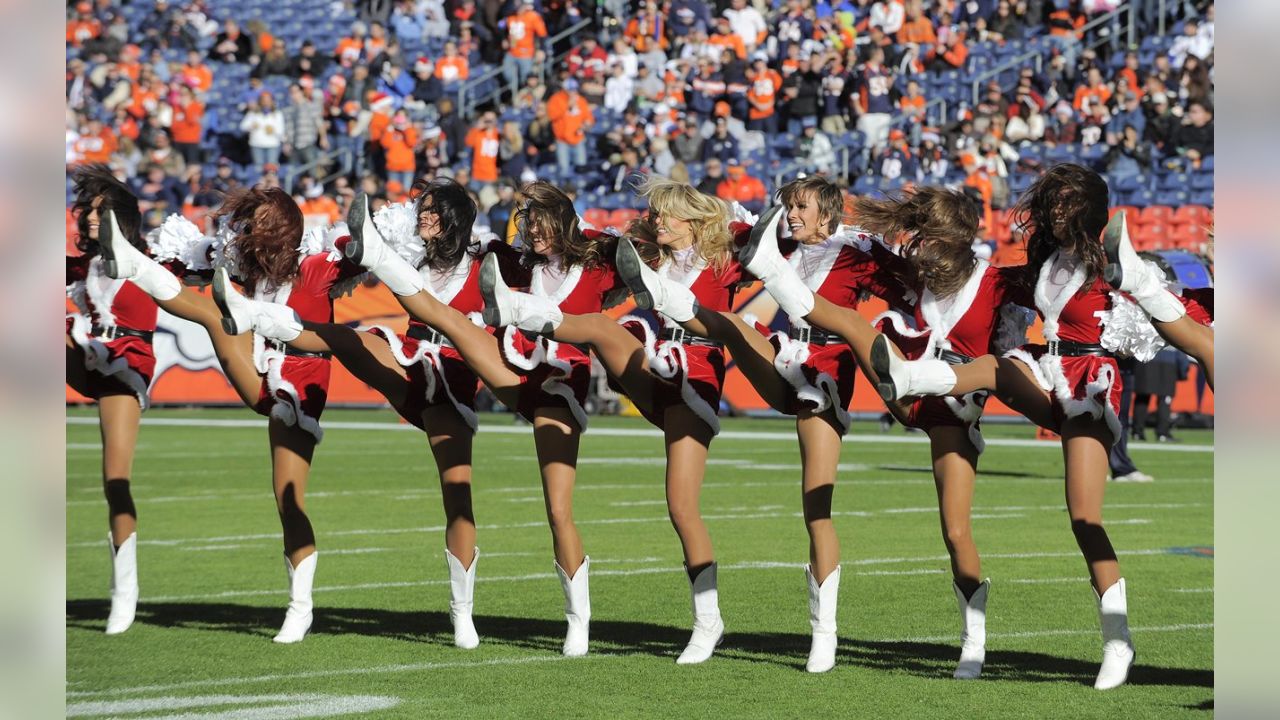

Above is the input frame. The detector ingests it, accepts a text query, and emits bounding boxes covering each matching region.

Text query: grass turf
[67,407,1213,718]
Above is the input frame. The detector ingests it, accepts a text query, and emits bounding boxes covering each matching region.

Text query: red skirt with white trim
[66,315,156,409]
[254,354,331,442]
[755,321,857,435]
[364,326,481,433]
[501,327,592,430]
[616,318,725,434]
[1003,344,1123,444]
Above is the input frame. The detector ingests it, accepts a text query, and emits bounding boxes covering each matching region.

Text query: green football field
[67,407,1213,719]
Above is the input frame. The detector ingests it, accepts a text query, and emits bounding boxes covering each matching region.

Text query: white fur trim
[918,260,988,357]
[499,326,590,430]
[362,324,434,366]
[619,315,720,435]
[1096,291,1166,362]
[771,332,852,434]
[729,201,759,225]
[67,313,151,409]
[1037,352,1121,445]
[872,309,930,339]
[374,201,425,268]
[146,214,214,270]
[942,392,989,455]
[530,260,584,306]
[1033,251,1087,342]
[261,351,324,443]
[1001,346,1052,393]
[362,325,478,433]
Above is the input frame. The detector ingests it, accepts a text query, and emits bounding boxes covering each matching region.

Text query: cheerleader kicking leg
[1103,212,1213,388]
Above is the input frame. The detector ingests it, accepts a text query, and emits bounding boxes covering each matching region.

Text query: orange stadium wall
[67,280,1213,418]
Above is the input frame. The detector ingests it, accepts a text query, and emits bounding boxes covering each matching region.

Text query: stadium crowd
[66,0,1213,248]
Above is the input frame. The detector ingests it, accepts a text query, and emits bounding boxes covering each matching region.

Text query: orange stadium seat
[608,208,642,228]
[1139,205,1173,227]
[1171,204,1213,230]
[582,208,611,229]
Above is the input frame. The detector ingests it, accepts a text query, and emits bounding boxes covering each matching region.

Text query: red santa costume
[359,202,529,432]
[1002,251,1167,444]
[756,226,913,434]
[501,230,627,430]
[67,255,159,408]
[874,260,1035,453]
[616,221,751,434]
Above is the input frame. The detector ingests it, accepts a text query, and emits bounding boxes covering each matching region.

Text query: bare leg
[302,324,411,408]
[156,288,262,405]
[928,425,982,596]
[396,291,523,406]
[683,308,791,412]
[98,394,141,545]
[1061,416,1121,594]
[663,405,716,572]
[268,417,318,567]
[552,313,657,417]
[534,406,585,574]
[424,405,477,565]
[1153,318,1214,390]
[797,410,843,582]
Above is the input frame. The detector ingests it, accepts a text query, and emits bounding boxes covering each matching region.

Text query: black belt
[787,325,846,346]
[520,328,588,354]
[407,323,452,347]
[1045,340,1111,357]
[659,327,724,348]
[933,348,975,364]
[91,324,153,343]
[265,338,332,359]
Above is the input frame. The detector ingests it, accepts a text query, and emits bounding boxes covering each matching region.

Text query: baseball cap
[564,78,579,92]
[263,162,279,174]
[801,115,817,129]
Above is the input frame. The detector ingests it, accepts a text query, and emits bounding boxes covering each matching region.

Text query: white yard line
[66,416,1215,453]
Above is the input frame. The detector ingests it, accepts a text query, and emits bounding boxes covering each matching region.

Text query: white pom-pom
[1098,291,1166,362]
[146,214,214,269]
[729,201,759,226]
[374,200,425,268]
[211,221,245,278]
[297,225,327,257]
[994,303,1036,355]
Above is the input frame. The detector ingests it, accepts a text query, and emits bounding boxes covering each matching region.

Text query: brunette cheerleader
[214,178,526,649]
[340,182,625,656]
[616,176,912,673]
[872,164,1162,689]
[481,177,749,663]
[97,187,364,643]
[65,166,159,634]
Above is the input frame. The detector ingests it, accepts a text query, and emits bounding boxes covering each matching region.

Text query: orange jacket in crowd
[300,195,341,224]
[897,17,937,46]
[709,32,747,60]
[181,62,213,93]
[963,166,994,236]
[381,126,419,173]
[363,37,388,63]
[435,56,469,83]
[368,109,392,144]
[335,37,364,66]
[465,126,501,183]
[716,174,767,206]
[546,90,594,145]
[171,101,205,145]
[74,128,118,165]
[505,9,547,59]
[66,18,102,48]
[1073,82,1112,112]
[624,16,668,53]
[747,69,782,120]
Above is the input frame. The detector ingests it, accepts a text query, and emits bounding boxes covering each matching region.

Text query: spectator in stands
[870,0,907,36]
[382,111,419,189]
[180,50,212,94]
[649,137,677,177]
[390,0,427,43]
[72,116,117,166]
[1006,97,1046,144]
[524,102,557,166]
[365,21,390,64]
[608,36,640,78]
[782,54,822,136]
[918,131,949,180]
[465,110,501,186]
[701,116,740,165]
[489,180,518,237]
[710,17,747,60]
[695,157,725,196]
[145,129,186,178]
[897,0,938,70]
[134,163,184,229]
[253,43,292,79]
[436,41,470,93]
[289,40,330,80]
[724,0,768,55]
[1072,66,1112,115]
[1175,99,1213,167]
[1178,54,1213,107]
[502,0,548,97]
[1169,17,1212,69]
[298,178,342,223]
[138,0,182,51]
[603,63,635,114]
[547,79,594,177]
[898,78,927,145]
[1106,91,1146,146]
[877,128,917,181]
[1142,91,1177,155]
[66,2,102,49]
[170,84,204,167]
[961,152,993,237]
[406,57,443,107]
[212,18,253,64]
[715,158,767,213]
[567,35,609,85]
[746,54,782,133]
[797,116,837,174]
[499,120,528,181]
[282,82,326,178]
[1043,101,1079,146]
[1104,124,1151,177]
[336,21,368,68]
[852,45,894,152]
[818,55,849,135]
[672,0,712,42]
[377,60,416,106]
[672,117,704,164]
[987,0,1025,41]
[604,146,645,193]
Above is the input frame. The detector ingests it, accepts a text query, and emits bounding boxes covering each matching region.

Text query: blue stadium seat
[1189,189,1214,207]
[1126,189,1155,207]
[1159,173,1190,191]
[1189,173,1214,191]
[1110,173,1147,193]
[1155,189,1189,206]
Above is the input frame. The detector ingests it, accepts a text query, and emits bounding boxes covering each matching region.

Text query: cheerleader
[1103,211,1214,389]
[872,164,1157,689]
[65,166,158,634]
[215,178,524,649]
[339,181,624,656]
[738,186,1039,678]
[616,176,909,673]
[481,177,745,663]
[97,187,364,643]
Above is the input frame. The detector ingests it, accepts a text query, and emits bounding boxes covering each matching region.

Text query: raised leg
[1152,318,1214,390]
[156,288,263,406]
[395,291,523,407]
[688,309,791,412]
[552,313,657,417]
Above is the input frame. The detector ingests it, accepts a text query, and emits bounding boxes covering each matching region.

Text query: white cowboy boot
[100,210,180,300]
[1094,578,1136,690]
[676,563,725,665]
[744,205,816,316]
[805,564,841,673]
[445,548,480,650]
[556,556,591,657]
[273,552,317,644]
[1103,212,1186,323]
[870,334,957,401]
[345,193,425,297]
[212,267,303,341]
[615,239,697,322]
[479,253,562,332]
[105,532,138,635]
[953,580,990,679]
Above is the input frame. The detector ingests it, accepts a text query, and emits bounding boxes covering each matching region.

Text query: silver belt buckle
[668,326,686,343]
[795,326,812,344]
[1046,340,1060,356]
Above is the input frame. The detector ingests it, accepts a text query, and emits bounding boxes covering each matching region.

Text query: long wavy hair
[516,181,613,270]
[411,177,480,271]
[1012,163,1109,293]
[70,164,144,255]
[853,187,979,299]
[626,176,734,272]
[778,176,845,237]
[211,187,304,291]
